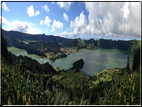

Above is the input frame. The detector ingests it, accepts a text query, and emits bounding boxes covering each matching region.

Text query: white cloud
[42,5,49,12]
[70,11,88,35]
[51,27,55,32]
[9,20,42,34]
[63,13,69,22]
[51,20,64,32]
[57,2,72,11]
[2,17,42,34]
[2,2,10,11]
[40,20,43,25]
[44,16,51,27]
[1,16,10,25]
[57,2,140,39]
[84,2,141,39]
[35,11,40,16]
[26,5,35,17]
[26,5,40,17]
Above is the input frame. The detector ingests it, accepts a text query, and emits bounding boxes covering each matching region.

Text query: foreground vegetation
[1,58,140,105]
[1,33,140,105]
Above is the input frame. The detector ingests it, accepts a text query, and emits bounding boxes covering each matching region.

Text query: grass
[91,68,121,86]
[97,70,140,105]
[1,57,140,105]
[1,61,91,105]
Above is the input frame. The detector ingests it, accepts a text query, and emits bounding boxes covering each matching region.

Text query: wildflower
[132,83,135,92]
[123,95,126,103]
[2,68,4,73]
[23,94,26,103]
[28,95,31,105]
[26,102,29,105]
[123,85,125,89]
[131,94,134,103]
[7,96,11,105]
[134,82,135,87]
[119,91,122,97]
[127,103,129,105]
[131,80,133,84]
[131,74,132,78]
[17,90,20,101]
[129,77,131,81]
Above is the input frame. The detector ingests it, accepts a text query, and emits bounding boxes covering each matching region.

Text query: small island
[69,58,85,72]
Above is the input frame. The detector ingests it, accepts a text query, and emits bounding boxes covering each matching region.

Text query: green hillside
[1,32,140,105]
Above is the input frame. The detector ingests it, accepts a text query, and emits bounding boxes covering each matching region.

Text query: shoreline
[50,47,99,63]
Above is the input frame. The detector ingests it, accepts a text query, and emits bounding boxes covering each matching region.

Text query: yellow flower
[129,77,131,81]
[2,68,4,73]
[131,74,132,78]
[123,95,126,103]
[17,90,20,101]
[28,95,31,105]
[127,103,129,105]
[134,82,135,87]
[23,94,26,103]
[131,80,133,84]
[123,85,125,89]
[26,102,29,105]
[133,83,135,92]
[131,94,134,103]
[119,91,122,97]
[7,96,12,105]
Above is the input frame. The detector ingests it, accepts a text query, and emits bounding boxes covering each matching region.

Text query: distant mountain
[2,29,68,45]
[2,29,140,53]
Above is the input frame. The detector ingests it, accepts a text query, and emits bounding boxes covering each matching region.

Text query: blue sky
[1,2,141,40]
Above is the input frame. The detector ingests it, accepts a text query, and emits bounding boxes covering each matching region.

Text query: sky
[1,1,141,40]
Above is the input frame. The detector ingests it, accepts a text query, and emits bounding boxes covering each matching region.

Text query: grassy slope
[52,67,89,89]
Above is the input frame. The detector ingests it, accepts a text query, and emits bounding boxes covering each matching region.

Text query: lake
[8,47,133,76]
[52,49,133,76]
[7,47,52,65]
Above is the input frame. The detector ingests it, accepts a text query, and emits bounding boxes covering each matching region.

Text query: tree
[126,55,130,73]
[132,47,140,72]
[1,34,8,58]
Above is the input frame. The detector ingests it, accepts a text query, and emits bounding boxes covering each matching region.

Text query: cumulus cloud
[26,5,34,17]
[42,5,49,12]
[26,5,40,17]
[51,20,64,32]
[61,2,140,39]
[9,20,42,34]
[70,11,88,35]
[63,13,69,22]
[85,2,141,39]
[1,16,10,25]
[2,2,10,11]
[40,20,43,25]
[2,17,42,34]
[35,11,40,16]
[44,16,51,27]
[57,2,72,11]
